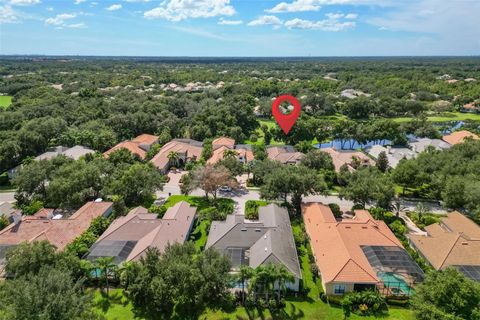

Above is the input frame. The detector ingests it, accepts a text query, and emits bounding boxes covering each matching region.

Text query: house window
[334,284,346,294]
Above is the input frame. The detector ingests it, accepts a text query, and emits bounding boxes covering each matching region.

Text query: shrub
[245,200,263,220]
[150,204,167,218]
[341,290,387,316]
[328,203,342,218]
[249,134,258,142]
[21,200,44,215]
[0,173,10,186]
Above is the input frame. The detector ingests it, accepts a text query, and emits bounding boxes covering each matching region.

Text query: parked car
[218,186,232,192]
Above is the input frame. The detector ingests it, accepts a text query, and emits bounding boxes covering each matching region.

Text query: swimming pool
[378,272,412,295]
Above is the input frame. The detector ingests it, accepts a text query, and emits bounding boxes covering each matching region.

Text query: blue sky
[1,0,479,56]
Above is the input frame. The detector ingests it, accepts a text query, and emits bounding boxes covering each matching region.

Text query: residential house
[206,204,302,291]
[8,145,95,178]
[409,138,451,153]
[103,134,158,160]
[365,145,416,169]
[408,212,480,282]
[0,201,113,269]
[86,201,196,264]
[321,147,374,172]
[461,102,480,113]
[442,130,480,145]
[267,146,304,165]
[303,203,423,295]
[151,139,203,173]
[207,137,254,165]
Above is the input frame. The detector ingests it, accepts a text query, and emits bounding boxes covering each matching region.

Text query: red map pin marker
[272,94,301,135]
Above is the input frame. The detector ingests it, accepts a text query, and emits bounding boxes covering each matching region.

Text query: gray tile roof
[206,204,301,279]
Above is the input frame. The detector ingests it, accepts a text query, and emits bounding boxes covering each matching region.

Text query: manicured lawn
[0,96,12,109]
[92,289,140,320]
[189,218,210,251]
[393,112,480,123]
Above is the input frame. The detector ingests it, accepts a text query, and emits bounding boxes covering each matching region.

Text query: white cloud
[266,0,321,13]
[124,0,151,2]
[0,5,20,23]
[266,0,386,13]
[45,13,76,26]
[46,6,53,11]
[67,22,86,28]
[345,13,358,19]
[44,13,87,28]
[218,17,242,25]
[106,4,122,11]
[247,15,282,27]
[144,0,235,21]
[74,0,86,4]
[9,0,40,6]
[285,13,356,31]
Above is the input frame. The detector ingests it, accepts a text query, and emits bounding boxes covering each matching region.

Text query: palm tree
[95,257,117,296]
[223,149,238,159]
[275,265,294,302]
[167,151,179,168]
[391,196,406,217]
[238,265,254,305]
[416,203,428,225]
[118,261,137,290]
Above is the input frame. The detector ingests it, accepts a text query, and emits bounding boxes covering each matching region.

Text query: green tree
[391,159,425,195]
[167,151,180,168]
[94,256,117,295]
[0,267,97,320]
[411,268,480,320]
[300,149,335,172]
[340,167,395,209]
[124,243,232,319]
[109,163,164,206]
[260,164,328,214]
[376,151,389,173]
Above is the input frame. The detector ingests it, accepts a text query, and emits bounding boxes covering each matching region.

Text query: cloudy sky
[1,0,479,56]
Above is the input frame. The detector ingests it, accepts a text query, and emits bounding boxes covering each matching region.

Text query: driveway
[0,192,15,203]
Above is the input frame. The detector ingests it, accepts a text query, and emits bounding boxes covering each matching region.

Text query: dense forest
[1,57,480,174]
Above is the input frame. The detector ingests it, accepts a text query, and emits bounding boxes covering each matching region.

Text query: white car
[218,186,232,192]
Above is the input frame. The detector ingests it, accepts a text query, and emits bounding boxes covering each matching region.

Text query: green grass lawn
[393,112,480,123]
[0,96,12,109]
[93,289,140,320]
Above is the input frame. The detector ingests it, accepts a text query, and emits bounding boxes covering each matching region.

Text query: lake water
[313,121,465,150]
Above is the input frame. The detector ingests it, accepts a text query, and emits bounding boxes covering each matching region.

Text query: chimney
[12,212,22,226]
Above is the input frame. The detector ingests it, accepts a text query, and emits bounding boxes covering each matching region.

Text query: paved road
[0,192,15,203]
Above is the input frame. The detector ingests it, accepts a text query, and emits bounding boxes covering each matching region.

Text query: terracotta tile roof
[103,134,158,160]
[103,141,148,159]
[131,134,159,146]
[212,137,235,149]
[303,203,403,284]
[267,146,304,164]
[322,148,374,172]
[408,212,480,270]
[150,139,203,171]
[0,201,112,250]
[442,130,480,145]
[463,102,479,111]
[207,145,254,165]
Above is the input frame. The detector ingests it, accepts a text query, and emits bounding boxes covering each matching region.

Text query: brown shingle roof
[408,212,480,270]
[0,201,112,250]
[442,130,480,145]
[303,203,403,284]
[89,201,196,262]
